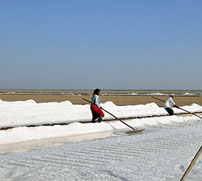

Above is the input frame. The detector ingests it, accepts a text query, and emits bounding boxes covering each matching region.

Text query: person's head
[169,93,174,98]
[93,88,101,96]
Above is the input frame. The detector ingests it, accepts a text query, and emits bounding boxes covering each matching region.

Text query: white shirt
[164,97,176,108]
[91,94,101,108]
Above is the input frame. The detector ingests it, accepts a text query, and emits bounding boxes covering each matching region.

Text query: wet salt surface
[0,120,201,181]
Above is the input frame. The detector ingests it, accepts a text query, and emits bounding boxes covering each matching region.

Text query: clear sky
[0,0,201,90]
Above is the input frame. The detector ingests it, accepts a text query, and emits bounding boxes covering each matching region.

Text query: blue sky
[0,0,201,90]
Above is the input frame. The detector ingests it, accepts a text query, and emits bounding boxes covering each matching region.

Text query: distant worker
[164,94,177,115]
[91,88,104,123]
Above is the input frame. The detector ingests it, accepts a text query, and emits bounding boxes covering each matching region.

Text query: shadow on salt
[108,119,145,135]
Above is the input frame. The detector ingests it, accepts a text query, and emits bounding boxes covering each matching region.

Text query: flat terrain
[0,120,201,180]
[0,90,202,106]
[0,90,202,180]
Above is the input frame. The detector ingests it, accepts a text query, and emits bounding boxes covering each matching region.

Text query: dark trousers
[165,107,174,115]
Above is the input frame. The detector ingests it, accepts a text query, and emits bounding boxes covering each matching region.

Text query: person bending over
[164,94,177,115]
[91,89,104,123]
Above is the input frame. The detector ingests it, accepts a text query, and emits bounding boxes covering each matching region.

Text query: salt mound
[101,101,117,108]
[145,102,160,109]
[0,99,37,104]
[24,99,37,104]
[60,100,73,106]
[190,103,202,109]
